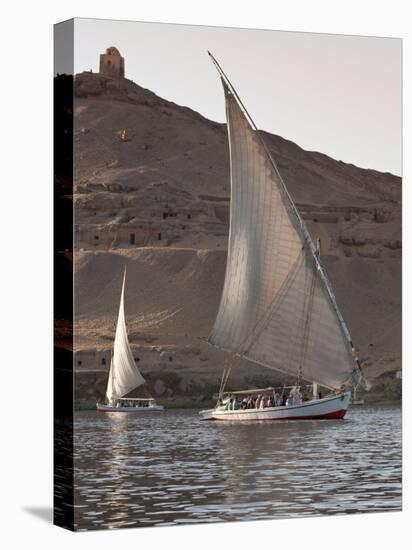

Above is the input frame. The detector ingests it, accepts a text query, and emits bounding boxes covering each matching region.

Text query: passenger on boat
[259,397,265,409]
[293,386,303,405]
[287,386,302,406]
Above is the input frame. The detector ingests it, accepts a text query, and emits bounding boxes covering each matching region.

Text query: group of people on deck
[223,386,308,411]
[114,400,152,408]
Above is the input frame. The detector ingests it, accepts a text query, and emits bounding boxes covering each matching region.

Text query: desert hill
[71,71,401,404]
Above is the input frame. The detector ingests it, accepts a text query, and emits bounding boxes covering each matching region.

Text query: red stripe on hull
[209,408,347,421]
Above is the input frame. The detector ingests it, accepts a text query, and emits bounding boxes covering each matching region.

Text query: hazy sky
[74,18,401,176]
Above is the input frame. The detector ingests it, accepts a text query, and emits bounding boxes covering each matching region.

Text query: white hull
[96,403,164,412]
[199,392,351,421]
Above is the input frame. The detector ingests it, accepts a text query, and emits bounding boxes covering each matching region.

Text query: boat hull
[96,403,164,412]
[199,392,351,421]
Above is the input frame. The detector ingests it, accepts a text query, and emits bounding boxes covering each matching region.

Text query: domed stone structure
[99,46,125,78]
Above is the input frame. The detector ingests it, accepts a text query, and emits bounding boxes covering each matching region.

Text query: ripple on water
[73,405,402,530]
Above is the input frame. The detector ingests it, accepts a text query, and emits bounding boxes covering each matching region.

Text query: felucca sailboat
[97,269,164,412]
[200,53,369,421]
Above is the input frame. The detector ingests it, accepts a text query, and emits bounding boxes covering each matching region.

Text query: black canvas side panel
[54,19,75,532]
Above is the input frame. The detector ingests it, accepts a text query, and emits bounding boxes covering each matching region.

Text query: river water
[73,405,401,530]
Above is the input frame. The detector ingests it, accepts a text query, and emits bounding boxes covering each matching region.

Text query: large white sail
[106,270,145,402]
[208,54,366,391]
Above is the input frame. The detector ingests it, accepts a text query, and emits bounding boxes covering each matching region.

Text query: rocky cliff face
[71,72,401,403]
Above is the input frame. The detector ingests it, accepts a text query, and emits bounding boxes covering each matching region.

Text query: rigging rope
[297,256,318,383]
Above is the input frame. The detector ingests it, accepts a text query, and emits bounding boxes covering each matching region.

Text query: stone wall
[75,349,111,372]
[99,47,124,79]
[75,224,177,250]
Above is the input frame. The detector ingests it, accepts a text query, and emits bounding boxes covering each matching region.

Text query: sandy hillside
[70,72,401,400]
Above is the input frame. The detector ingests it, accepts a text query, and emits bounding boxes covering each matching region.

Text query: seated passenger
[292,386,302,405]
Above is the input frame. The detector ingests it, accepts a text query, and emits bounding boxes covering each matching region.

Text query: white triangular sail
[105,358,114,402]
[208,53,366,391]
[106,270,145,402]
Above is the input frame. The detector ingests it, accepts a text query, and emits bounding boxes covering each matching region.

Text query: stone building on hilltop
[99,47,125,78]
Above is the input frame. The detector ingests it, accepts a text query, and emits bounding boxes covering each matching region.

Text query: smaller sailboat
[96,269,164,413]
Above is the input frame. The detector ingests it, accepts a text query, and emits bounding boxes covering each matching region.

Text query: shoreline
[74,396,401,412]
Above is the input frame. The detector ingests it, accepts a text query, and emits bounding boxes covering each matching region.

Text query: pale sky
[73,18,401,176]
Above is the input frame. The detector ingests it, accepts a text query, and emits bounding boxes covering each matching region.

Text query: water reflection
[73,406,401,530]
